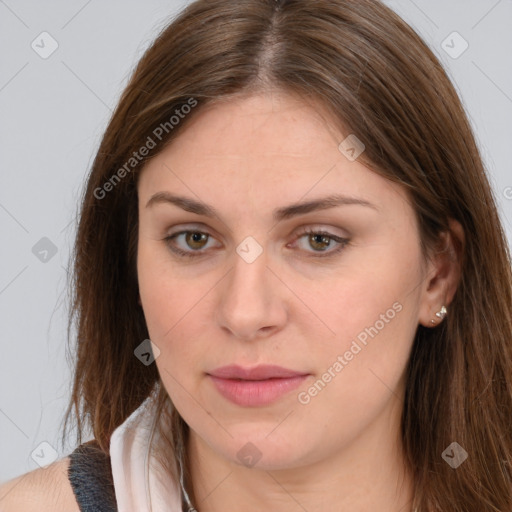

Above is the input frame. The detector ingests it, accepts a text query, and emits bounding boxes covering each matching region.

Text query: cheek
[304,238,422,394]
[137,240,180,353]
[315,240,421,348]
[137,237,188,326]
[137,240,213,376]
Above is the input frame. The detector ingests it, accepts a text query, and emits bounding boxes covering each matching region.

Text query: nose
[215,243,288,342]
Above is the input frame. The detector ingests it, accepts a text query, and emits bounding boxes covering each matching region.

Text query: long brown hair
[62,0,512,510]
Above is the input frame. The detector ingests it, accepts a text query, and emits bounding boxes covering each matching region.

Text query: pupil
[189,232,206,248]
[312,234,328,250]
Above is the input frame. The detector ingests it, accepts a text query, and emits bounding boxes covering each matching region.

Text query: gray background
[1,0,511,482]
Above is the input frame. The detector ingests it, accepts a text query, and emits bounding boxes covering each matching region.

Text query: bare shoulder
[0,457,80,512]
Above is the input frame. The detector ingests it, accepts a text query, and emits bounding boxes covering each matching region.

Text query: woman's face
[137,91,430,470]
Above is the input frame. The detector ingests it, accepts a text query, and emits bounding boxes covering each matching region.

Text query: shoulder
[0,456,80,512]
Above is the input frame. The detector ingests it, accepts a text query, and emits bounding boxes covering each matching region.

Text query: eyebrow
[145,191,378,222]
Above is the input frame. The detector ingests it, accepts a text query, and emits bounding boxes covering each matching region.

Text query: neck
[185,397,415,512]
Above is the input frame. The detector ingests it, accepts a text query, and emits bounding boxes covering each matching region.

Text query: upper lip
[208,364,309,380]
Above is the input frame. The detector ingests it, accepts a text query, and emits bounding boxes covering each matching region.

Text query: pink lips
[208,364,309,407]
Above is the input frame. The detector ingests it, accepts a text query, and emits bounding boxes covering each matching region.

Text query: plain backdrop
[1,0,511,482]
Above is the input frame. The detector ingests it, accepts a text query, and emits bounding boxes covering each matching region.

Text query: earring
[430,305,447,325]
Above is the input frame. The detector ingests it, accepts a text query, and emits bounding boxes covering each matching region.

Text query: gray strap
[67,440,118,512]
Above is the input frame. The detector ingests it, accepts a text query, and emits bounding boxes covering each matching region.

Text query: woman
[1,0,511,510]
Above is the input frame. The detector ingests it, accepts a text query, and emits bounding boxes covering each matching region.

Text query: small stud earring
[430,305,447,325]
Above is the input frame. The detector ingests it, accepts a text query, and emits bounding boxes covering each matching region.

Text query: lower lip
[208,375,308,407]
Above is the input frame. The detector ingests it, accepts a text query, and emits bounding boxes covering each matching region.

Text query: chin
[212,428,310,471]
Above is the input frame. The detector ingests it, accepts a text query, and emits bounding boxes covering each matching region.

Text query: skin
[0,457,80,511]
[137,89,463,512]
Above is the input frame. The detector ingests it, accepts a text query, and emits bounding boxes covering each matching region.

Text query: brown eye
[163,230,216,258]
[308,233,332,251]
[293,228,350,258]
[184,231,209,250]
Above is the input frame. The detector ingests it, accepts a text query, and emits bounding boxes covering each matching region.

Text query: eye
[291,227,350,258]
[163,230,217,258]
[162,227,350,259]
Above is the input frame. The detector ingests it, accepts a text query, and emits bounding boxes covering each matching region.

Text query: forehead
[168,91,342,157]
[137,91,410,221]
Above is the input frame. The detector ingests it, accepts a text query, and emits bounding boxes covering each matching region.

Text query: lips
[207,364,310,407]
[209,364,308,380]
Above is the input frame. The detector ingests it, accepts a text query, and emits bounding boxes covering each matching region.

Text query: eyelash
[162,227,350,259]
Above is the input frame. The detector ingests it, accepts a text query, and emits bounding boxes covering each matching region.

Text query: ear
[417,218,465,328]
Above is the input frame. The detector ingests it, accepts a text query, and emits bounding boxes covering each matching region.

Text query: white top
[109,383,184,512]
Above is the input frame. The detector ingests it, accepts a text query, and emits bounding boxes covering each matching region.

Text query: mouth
[207,364,310,407]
